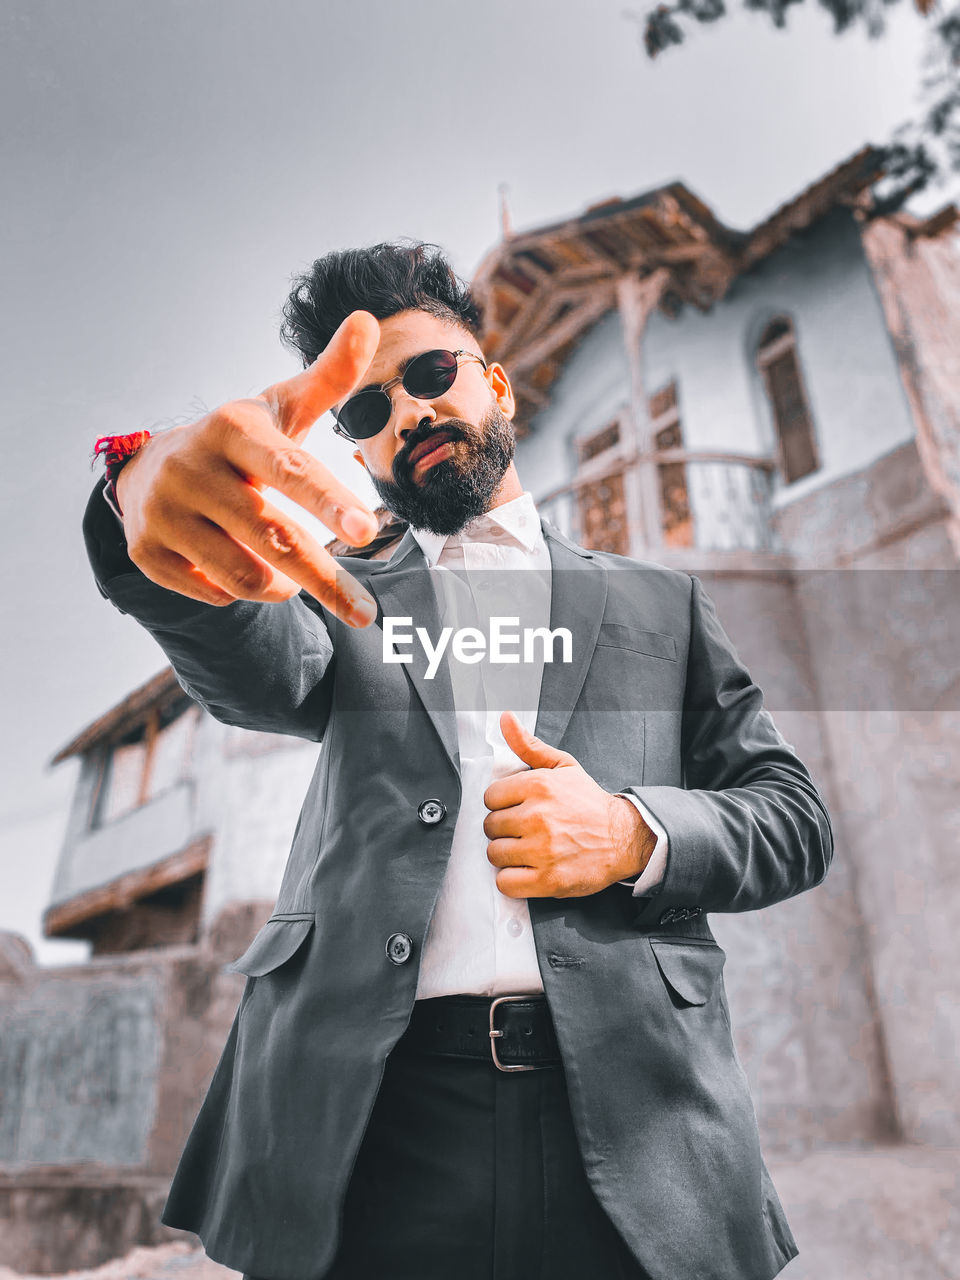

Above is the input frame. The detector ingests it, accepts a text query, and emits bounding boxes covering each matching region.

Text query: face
[336,309,520,536]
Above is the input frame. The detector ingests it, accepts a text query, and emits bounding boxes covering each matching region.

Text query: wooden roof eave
[495,278,616,366]
[52,667,181,765]
[740,144,885,269]
[508,287,617,379]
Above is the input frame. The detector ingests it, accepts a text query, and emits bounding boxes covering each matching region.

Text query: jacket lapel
[364,530,461,778]
[535,521,608,751]
[362,517,608,777]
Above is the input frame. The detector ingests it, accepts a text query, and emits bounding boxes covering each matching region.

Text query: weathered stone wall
[771,439,960,1146]
[775,438,956,567]
[690,570,896,1153]
[0,965,161,1169]
[0,928,265,1272]
[861,218,960,538]
[0,1175,181,1274]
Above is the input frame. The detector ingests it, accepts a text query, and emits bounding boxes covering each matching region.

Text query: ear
[352,449,368,471]
[486,362,516,421]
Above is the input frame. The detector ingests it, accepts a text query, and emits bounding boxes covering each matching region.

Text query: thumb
[500,710,574,770]
[262,310,381,443]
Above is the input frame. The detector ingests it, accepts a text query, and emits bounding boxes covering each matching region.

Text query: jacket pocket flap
[649,938,725,1006]
[225,917,315,977]
[597,625,677,661]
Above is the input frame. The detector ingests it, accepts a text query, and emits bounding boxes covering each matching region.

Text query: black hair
[279,240,482,368]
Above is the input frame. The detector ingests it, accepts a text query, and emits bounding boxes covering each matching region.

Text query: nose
[390,385,437,442]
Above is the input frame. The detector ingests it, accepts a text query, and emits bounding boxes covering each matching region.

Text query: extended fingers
[125,403,379,621]
[165,518,304,604]
[179,515,373,623]
[190,485,377,619]
[214,404,379,547]
[262,310,381,441]
[126,545,239,607]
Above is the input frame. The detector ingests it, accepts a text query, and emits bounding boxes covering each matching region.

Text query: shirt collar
[410,491,542,567]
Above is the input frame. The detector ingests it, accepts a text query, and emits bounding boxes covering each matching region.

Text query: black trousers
[314,1019,651,1280]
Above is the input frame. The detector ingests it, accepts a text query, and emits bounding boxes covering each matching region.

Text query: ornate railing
[536,450,780,555]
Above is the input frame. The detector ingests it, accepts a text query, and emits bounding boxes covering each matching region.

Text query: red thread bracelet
[92,431,152,518]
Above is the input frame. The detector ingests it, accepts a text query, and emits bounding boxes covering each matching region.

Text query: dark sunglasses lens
[403,349,459,398]
[338,390,391,440]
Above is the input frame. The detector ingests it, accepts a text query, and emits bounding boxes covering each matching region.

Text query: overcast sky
[0,0,938,962]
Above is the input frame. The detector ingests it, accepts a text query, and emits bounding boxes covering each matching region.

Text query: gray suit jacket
[83,485,833,1280]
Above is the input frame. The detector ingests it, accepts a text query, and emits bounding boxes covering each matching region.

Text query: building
[2,147,959,1272]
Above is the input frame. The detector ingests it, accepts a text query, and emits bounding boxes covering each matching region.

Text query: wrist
[94,431,153,519]
[114,446,146,517]
[608,795,656,880]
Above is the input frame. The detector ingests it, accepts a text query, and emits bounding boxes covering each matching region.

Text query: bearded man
[83,241,833,1280]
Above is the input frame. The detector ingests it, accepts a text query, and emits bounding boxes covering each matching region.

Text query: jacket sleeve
[623,573,833,923]
[83,481,336,741]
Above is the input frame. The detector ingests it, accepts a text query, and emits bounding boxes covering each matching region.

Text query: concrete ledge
[0,1243,230,1280]
[0,1177,193,1274]
[770,1143,960,1278]
[1,1144,957,1278]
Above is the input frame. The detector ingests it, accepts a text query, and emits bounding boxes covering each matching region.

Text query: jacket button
[386,933,413,965]
[658,907,679,924]
[418,798,446,825]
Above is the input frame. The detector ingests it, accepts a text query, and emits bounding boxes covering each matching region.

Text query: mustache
[395,422,471,480]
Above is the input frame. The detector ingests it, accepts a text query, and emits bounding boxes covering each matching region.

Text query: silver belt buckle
[489,994,540,1072]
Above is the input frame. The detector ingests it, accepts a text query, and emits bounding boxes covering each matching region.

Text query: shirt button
[418,798,446,825]
[386,933,413,965]
[506,917,524,938]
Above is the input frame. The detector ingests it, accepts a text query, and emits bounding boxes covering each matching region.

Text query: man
[83,242,833,1280]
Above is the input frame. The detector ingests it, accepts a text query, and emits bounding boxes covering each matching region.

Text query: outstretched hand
[114,311,383,625]
[482,710,656,898]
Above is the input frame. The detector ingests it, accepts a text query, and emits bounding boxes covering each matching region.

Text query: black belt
[396,994,562,1072]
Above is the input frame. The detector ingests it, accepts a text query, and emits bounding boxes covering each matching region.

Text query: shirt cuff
[614,793,668,897]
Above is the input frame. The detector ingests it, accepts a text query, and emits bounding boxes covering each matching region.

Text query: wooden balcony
[536,448,787,566]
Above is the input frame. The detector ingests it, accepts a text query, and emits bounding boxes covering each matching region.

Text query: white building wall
[517,210,917,519]
[515,308,631,500]
[201,729,319,926]
[641,208,917,507]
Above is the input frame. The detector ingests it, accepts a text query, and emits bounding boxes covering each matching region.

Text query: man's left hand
[483,710,657,898]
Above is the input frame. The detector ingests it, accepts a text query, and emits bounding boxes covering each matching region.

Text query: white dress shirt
[408,490,668,999]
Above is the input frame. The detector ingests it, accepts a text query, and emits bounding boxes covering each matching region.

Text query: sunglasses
[333,348,487,441]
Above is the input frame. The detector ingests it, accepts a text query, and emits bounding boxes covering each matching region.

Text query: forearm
[627,575,833,925]
[623,760,832,916]
[614,794,668,896]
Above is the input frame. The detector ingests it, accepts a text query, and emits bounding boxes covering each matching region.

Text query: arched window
[756,317,820,485]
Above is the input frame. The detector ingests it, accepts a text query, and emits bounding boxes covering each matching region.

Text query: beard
[366,403,517,537]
